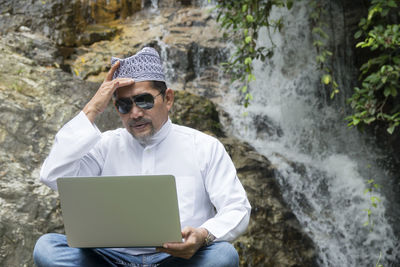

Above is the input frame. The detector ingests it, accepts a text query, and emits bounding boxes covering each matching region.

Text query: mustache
[128,118,152,127]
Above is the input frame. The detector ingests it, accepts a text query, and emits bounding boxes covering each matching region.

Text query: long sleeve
[198,139,251,241]
[40,111,104,190]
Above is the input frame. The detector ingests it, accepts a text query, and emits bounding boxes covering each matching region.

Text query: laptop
[56,175,182,248]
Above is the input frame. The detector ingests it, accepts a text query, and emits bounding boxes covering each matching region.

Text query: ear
[164,88,174,111]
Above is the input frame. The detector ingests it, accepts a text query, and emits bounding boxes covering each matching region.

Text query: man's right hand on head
[83,61,135,123]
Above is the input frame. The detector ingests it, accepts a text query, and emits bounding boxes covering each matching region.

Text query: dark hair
[151,81,167,95]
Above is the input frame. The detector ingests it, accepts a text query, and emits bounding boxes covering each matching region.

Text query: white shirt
[40,111,251,255]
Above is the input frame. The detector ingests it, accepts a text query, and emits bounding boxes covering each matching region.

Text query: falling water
[216,2,400,267]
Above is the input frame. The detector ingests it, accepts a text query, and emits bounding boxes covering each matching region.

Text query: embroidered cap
[111,47,165,82]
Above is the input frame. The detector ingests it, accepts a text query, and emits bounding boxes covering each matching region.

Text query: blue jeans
[33,233,239,267]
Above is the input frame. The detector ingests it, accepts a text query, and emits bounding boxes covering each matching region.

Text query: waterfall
[144,0,399,265]
[217,2,400,267]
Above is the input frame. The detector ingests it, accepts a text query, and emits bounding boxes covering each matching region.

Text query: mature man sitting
[33,47,251,267]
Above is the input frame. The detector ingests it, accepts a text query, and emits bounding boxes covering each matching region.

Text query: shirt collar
[134,117,172,148]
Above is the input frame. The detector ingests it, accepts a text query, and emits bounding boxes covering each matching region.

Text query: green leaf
[316,55,326,63]
[241,85,248,93]
[322,74,332,85]
[365,117,376,124]
[387,124,396,134]
[246,14,254,23]
[245,36,252,44]
[242,4,248,13]
[391,87,398,97]
[354,30,363,39]
[367,179,374,184]
[313,40,323,47]
[384,87,391,97]
[356,41,365,48]
[371,196,381,203]
[247,73,256,82]
[368,6,380,21]
[244,57,252,65]
[388,0,397,8]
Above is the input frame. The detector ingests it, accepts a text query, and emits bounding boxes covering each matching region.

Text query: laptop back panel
[57,175,182,248]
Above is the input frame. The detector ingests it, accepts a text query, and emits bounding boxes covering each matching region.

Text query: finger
[99,78,134,97]
[99,80,118,96]
[162,242,188,250]
[111,81,120,93]
[181,226,192,239]
[110,78,134,95]
[105,60,120,82]
[114,78,135,88]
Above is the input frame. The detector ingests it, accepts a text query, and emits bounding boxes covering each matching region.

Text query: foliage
[213,0,293,107]
[363,178,381,232]
[309,0,339,99]
[346,0,400,134]
[363,176,384,267]
[376,251,384,267]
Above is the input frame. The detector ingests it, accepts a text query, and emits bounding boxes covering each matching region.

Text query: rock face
[0,0,142,47]
[0,1,316,266]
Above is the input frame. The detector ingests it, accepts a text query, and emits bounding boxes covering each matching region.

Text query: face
[114,81,174,143]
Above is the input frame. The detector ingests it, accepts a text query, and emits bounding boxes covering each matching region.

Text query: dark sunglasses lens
[134,94,154,109]
[115,98,133,114]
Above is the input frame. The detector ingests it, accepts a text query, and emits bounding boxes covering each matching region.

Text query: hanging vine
[213,0,293,107]
[309,0,339,99]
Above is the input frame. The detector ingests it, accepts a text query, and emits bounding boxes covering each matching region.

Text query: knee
[33,233,66,267]
[213,242,239,267]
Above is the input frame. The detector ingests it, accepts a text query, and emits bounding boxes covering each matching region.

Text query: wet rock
[0,0,141,47]
[253,114,284,139]
[171,91,225,137]
[0,40,98,266]
[1,32,62,66]
[0,1,316,266]
[79,24,119,46]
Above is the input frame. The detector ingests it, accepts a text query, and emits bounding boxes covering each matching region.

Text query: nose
[128,103,144,119]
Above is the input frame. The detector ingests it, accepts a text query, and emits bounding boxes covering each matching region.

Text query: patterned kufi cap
[111,47,165,82]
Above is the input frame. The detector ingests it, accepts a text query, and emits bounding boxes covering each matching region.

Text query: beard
[126,118,156,144]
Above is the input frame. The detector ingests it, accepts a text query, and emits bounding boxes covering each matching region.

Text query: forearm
[200,202,251,241]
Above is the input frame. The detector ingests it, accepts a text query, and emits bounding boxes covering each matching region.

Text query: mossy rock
[170,90,225,137]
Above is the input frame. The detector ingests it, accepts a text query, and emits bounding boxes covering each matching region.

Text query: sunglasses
[114,92,163,114]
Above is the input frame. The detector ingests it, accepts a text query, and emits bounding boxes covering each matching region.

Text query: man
[33,47,251,267]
